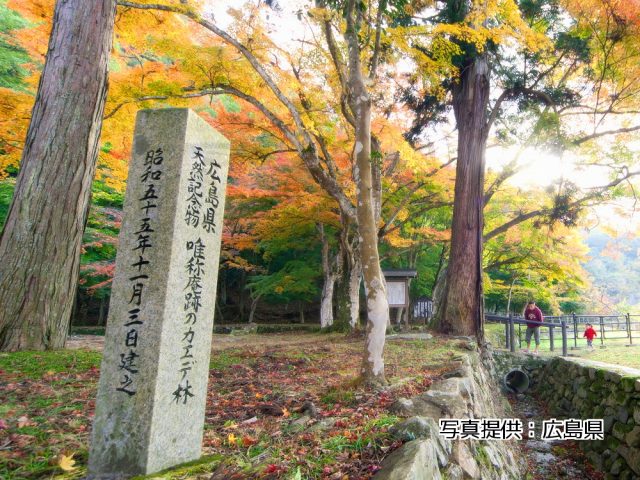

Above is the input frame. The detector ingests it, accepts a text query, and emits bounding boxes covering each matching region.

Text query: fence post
[509,316,516,353]
[627,313,632,346]
[549,325,554,352]
[600,316,605,346]
[572,313,578,348]
[518,322,522,348]
[505,317,510,350]
[561,320,568,357]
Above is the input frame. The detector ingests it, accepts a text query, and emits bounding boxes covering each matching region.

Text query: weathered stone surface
[288,415,311,433]
[453,442,480,479]
[389,397,444,419]
[390,416,438,441]
[528,440,553,453]
[618,406,630,424]
[418,378,468,417]
[308,417,337,432]
[618,444,640,475]
[444,463,464,480]
[373,440,442,480]
[530,354,640,480]
[389,417,451,467]
[613,422,634,441]
[626,426,640,448]
[634,406,640,424]
[379,350,526,479]
[88,109,230,477]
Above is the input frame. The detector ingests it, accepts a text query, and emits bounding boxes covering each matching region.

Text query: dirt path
[65,332,349,352]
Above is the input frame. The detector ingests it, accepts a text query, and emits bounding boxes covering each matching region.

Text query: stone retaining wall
[374,345,524,479]
[534,356,640,480]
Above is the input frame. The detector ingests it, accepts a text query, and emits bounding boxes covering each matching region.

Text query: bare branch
[573,125,640,146]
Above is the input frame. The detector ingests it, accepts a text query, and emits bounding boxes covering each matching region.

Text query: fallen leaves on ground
[58,453,77,472]
[0,334,458,479]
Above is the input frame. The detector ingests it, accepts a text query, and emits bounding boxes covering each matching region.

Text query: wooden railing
[485,313,640,356]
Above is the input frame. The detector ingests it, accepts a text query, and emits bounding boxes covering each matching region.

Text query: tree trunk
[238,270,247,321]
[346,37,389,387]
[248,294,261,324]
[334,267,351,328]
[319,223,339,329]
[341,1,389,386]
[215,298,224,324]
[506,278,516,315]
[0,0,116,351]
[97,297,107,326]
[320,276,337,329]
[432,55,490,342]
[348,255,362,329]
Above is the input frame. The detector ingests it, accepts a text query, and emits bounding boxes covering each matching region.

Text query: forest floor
[0,332,470,480]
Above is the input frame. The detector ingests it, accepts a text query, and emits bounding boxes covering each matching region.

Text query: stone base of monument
[87,109,229,477]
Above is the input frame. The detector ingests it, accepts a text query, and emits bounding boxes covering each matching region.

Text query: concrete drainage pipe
[504,369,530,394]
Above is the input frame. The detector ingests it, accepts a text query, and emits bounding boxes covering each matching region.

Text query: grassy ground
[486,323,640,369]
[0,333,467,479]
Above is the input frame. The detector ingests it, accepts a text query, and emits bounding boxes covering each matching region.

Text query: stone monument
[88,108,230,477]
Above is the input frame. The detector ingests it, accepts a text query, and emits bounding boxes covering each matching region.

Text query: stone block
[626,426,640,448]
[373,440,442,480]
[88,109,230,477]
[453,441,480,480]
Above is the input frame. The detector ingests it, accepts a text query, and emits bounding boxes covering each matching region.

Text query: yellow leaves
[308,7,335,22]
[227,432,237,445]
[0,88,33,178]
[58,453,77,472]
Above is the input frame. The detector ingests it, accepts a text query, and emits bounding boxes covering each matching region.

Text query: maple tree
[2,0,640,359]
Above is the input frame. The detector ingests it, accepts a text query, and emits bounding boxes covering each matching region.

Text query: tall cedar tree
[0,0,116,350]
[431,0,489,340]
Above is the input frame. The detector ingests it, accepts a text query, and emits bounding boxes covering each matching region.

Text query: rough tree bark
[0,0,116,351]
[432,55,490,341]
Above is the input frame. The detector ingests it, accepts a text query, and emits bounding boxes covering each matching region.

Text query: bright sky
[486,147,640,232]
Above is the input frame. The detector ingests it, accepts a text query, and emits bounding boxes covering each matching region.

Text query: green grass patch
[131,454,224,479]
[69,326,106,336]
[320,386,356,407]
[209,350,245,370]
[255,324,322,334]
[0,349,101,379]
[572,344,640,369]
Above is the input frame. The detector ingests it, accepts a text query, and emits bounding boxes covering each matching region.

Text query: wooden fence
[485,313,640,356]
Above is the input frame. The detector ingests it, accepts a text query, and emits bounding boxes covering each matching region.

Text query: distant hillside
[584,229,640,307]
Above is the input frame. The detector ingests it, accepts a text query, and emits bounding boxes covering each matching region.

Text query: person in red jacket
[583,323,597,350]
[523,300,544,355]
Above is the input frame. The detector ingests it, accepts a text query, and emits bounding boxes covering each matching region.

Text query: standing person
[583,323,597,350]
[523,301,544,355]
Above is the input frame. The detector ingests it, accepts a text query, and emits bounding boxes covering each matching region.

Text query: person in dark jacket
[523,301,543,355]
